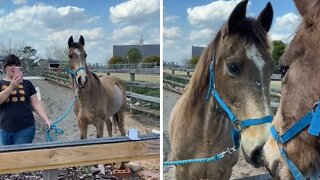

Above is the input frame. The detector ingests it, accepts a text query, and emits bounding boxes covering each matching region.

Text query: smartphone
[14,67,23,79]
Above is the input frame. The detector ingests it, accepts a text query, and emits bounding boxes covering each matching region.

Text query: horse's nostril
[77,77,82,85]
[250,146,263,168]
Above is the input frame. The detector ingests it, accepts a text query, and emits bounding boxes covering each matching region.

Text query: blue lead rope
[163,153,224,166]
[45,96,77,142]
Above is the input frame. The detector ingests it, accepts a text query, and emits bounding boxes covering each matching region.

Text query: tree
[45,46,68,62]
[108,56,125,64]
[272,40,286,66]
[141,55,160,67]
[22,46,37,67]
[127,48,142,64]
[188,56,200,65]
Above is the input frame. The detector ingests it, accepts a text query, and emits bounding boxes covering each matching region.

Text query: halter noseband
[271,101,320,179]
[68,67,86,78]
[206,52,273,149]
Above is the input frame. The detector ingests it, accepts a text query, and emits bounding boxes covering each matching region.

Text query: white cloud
[269,13,301,43]
[109,0,159,25]
[164,27,181,39]
[273,13,301,33]
[187,0,242,28]
[164,15,178,23]
[111,26,141,40]
[188,29,214,41]
[0,5,99,32]
[12,0,27,5]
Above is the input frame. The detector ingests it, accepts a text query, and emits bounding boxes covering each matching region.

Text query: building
[192,46,205,58]
[113,44,160,59]
[38,59,64,71]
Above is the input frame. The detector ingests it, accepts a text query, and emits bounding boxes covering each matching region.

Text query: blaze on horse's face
[263,0,320,178]
[213,0,273,167]
[68,35,88,88]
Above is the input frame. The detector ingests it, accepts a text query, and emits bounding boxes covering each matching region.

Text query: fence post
[187,71,190,77]
[130,73,135,81]
[171,69,175,75]
[107,72,110,76]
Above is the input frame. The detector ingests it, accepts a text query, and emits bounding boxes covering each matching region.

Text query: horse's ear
[257,2,273,32]
[227,0,248,33]
[79,35,85,46]
[68,36,74,48]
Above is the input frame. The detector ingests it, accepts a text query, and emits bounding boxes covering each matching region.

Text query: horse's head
[67,35,88,88]
[211,0,273,167]
[263,0,320,178]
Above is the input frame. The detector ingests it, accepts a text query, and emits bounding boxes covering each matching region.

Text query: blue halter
[206,57,273,149]
[68,66,86,78]
[271,102,320,179]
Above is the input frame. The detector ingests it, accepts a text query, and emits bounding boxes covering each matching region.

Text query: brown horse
[262,0,320,179]
[67,35,126,139]
[168,0,274,179]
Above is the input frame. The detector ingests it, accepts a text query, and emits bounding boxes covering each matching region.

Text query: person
[0,54,51,145]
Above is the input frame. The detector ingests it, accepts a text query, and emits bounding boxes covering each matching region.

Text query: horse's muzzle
[76,76,88,88]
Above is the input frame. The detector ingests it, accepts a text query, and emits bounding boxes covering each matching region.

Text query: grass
[127,86,160,97]
[163,72,189,84]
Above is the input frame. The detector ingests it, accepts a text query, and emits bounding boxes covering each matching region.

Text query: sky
[164,0,301,63]
[0,0,160,64]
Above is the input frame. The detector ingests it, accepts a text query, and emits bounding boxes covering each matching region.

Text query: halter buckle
[313,102,319,113]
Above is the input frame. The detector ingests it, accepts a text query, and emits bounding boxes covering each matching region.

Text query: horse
[67,35,126,139]
[262,0,320,179]
[168,0,274,179]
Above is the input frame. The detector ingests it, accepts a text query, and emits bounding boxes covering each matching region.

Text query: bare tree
[45,45,68,62]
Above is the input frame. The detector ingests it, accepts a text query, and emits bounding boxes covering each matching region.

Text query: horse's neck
[76,71,99,103]
[202,99,230,145]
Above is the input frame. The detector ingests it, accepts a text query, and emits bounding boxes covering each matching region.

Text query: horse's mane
[91,72,101,83]
[185,18,270,106]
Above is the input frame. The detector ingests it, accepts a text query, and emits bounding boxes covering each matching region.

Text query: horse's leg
[104,118,113,137]
[116,109,126,136]
[78,121,88,139]
[96,120,104,138]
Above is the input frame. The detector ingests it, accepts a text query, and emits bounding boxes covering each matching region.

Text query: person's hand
[46,120,51,129]
[9,75,22,90]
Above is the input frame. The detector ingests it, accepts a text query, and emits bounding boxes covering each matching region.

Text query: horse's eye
[84,53,87,58]
[227,63,240,75]
[68,54,73,59]
[279,65,289,78]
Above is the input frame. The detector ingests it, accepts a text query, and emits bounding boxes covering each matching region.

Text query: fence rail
[0,134,159,174]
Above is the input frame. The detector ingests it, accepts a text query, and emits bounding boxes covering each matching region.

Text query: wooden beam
[130,104,160,116]
[0,135,159,174]
[126,91,160,104]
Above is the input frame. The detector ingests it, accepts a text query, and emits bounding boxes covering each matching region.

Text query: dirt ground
[163,89,269,179]
[1,75,160,179]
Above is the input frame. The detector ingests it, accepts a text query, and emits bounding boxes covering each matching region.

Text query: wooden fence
[0,134,159,176]
[163,72,280,109]
[29,68,160,116]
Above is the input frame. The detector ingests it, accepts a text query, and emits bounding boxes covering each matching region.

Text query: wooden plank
[232,173,271,180]
[130,104,160,116]
[163,79,186,88]
[0,135,159,174]
[163,84,183,94]
[124,81,160,89]
[126,91,160,104]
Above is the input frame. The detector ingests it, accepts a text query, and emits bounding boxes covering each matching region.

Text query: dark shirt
[0,80,37,131]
